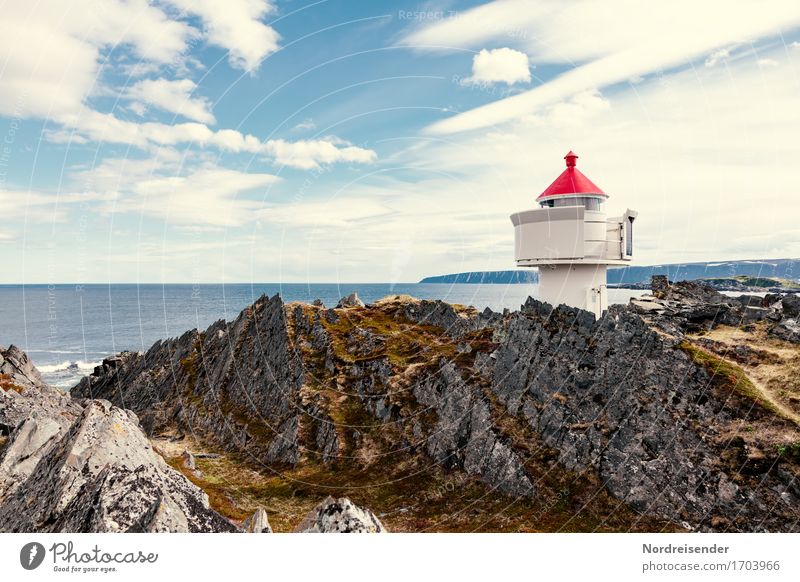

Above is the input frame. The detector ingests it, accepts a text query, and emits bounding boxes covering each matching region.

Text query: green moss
[166,455,249,521]
[776,441,800,463]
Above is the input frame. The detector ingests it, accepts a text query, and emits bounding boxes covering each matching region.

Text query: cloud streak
[403,0,800,134]
[127,78,216,124]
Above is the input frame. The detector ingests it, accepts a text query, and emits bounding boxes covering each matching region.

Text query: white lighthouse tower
[510,151,637,318]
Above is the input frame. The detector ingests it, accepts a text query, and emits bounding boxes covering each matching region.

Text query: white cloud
[523,89,610,128]
[705,48,730,67]
[0,0,289,162]
[292,118,317,132]
[127,78,215,124]
[462,48,531,86]
[258,196,393,228]
[0,0,372,188]
[757,58,779,67]
[128,102,148,117]
[0,1,195,120]
[49,109,377,169]
[41,130,90,145]
[0,188,117,228]
[262,139,378,170]
[72,158,280,227]
[402,0,800,134]
[121,168,280,226]
[164,0,280,72]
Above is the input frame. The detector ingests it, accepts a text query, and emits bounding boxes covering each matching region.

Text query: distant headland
[420,258,800,290]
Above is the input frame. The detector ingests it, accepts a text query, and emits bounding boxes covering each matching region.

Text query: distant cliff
[419,270,538,284]
[420,258,800,286]
[608,258,800,285]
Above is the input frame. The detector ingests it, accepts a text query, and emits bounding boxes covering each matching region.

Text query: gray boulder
[336,292,365,309]
[650,275,670,294]
[296,497,385,533]
[242,507,273,533]
[782,294,800,318]
[0,399,236,532]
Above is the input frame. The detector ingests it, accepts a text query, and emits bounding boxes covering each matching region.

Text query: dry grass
[153,431,674,533]
[685,324,800,423]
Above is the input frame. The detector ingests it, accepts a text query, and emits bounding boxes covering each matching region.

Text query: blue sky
[1,0,799,283]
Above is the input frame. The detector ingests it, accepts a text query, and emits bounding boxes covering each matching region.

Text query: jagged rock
[770,318,800,343]
[413,360,534,497]
[401,297,484,337]
[781,294,800,318]
[630,297,666,314]
[733,294,768,308]
[295,497,385,533]
[741,306,770,323]
[663,280,729,304]
[182,449,196,471]
[0,416,65,499]
[73,295,304,466]
[336,292,365,309]
[242,507,272,533]
[0,345,45,390]
[651,275,670,294]
[488,298,800,531]
[0,400,235,533]
[0,346,81,448]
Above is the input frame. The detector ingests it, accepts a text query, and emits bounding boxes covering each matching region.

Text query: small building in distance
[510,151,637,317]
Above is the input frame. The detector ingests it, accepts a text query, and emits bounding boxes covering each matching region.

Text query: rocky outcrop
[486,300,800,530]
[58,287,800,532]
[73,295,305,465]
[412,360,534,497]
[296,497,385,533]
[782,294,800,318]
[0,396,236,532]
[0,345,82,461]
[336,292,365,309]
[0,344,44,391]
[633,278,800,343]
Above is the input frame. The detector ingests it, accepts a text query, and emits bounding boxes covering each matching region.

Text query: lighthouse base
[537,264,608,318]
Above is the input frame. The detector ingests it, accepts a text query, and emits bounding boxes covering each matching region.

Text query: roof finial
[564,151,578,167]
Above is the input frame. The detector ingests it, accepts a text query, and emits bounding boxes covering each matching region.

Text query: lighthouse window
[625,217,633,256]
[540,197,603,210]
[556,197,601,210]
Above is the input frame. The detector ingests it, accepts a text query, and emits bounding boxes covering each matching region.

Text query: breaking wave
[37,360,103,374]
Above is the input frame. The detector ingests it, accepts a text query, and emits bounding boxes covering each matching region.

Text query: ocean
[0,283,646,389]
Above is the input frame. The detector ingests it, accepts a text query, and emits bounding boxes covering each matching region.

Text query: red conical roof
[536,151,607,201]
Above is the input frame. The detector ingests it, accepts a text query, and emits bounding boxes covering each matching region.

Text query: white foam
[37,360,102,374]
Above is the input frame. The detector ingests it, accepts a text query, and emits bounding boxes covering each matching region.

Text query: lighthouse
[510,151,637,318]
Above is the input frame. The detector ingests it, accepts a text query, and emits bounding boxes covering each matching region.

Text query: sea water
[0,283,645,389]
